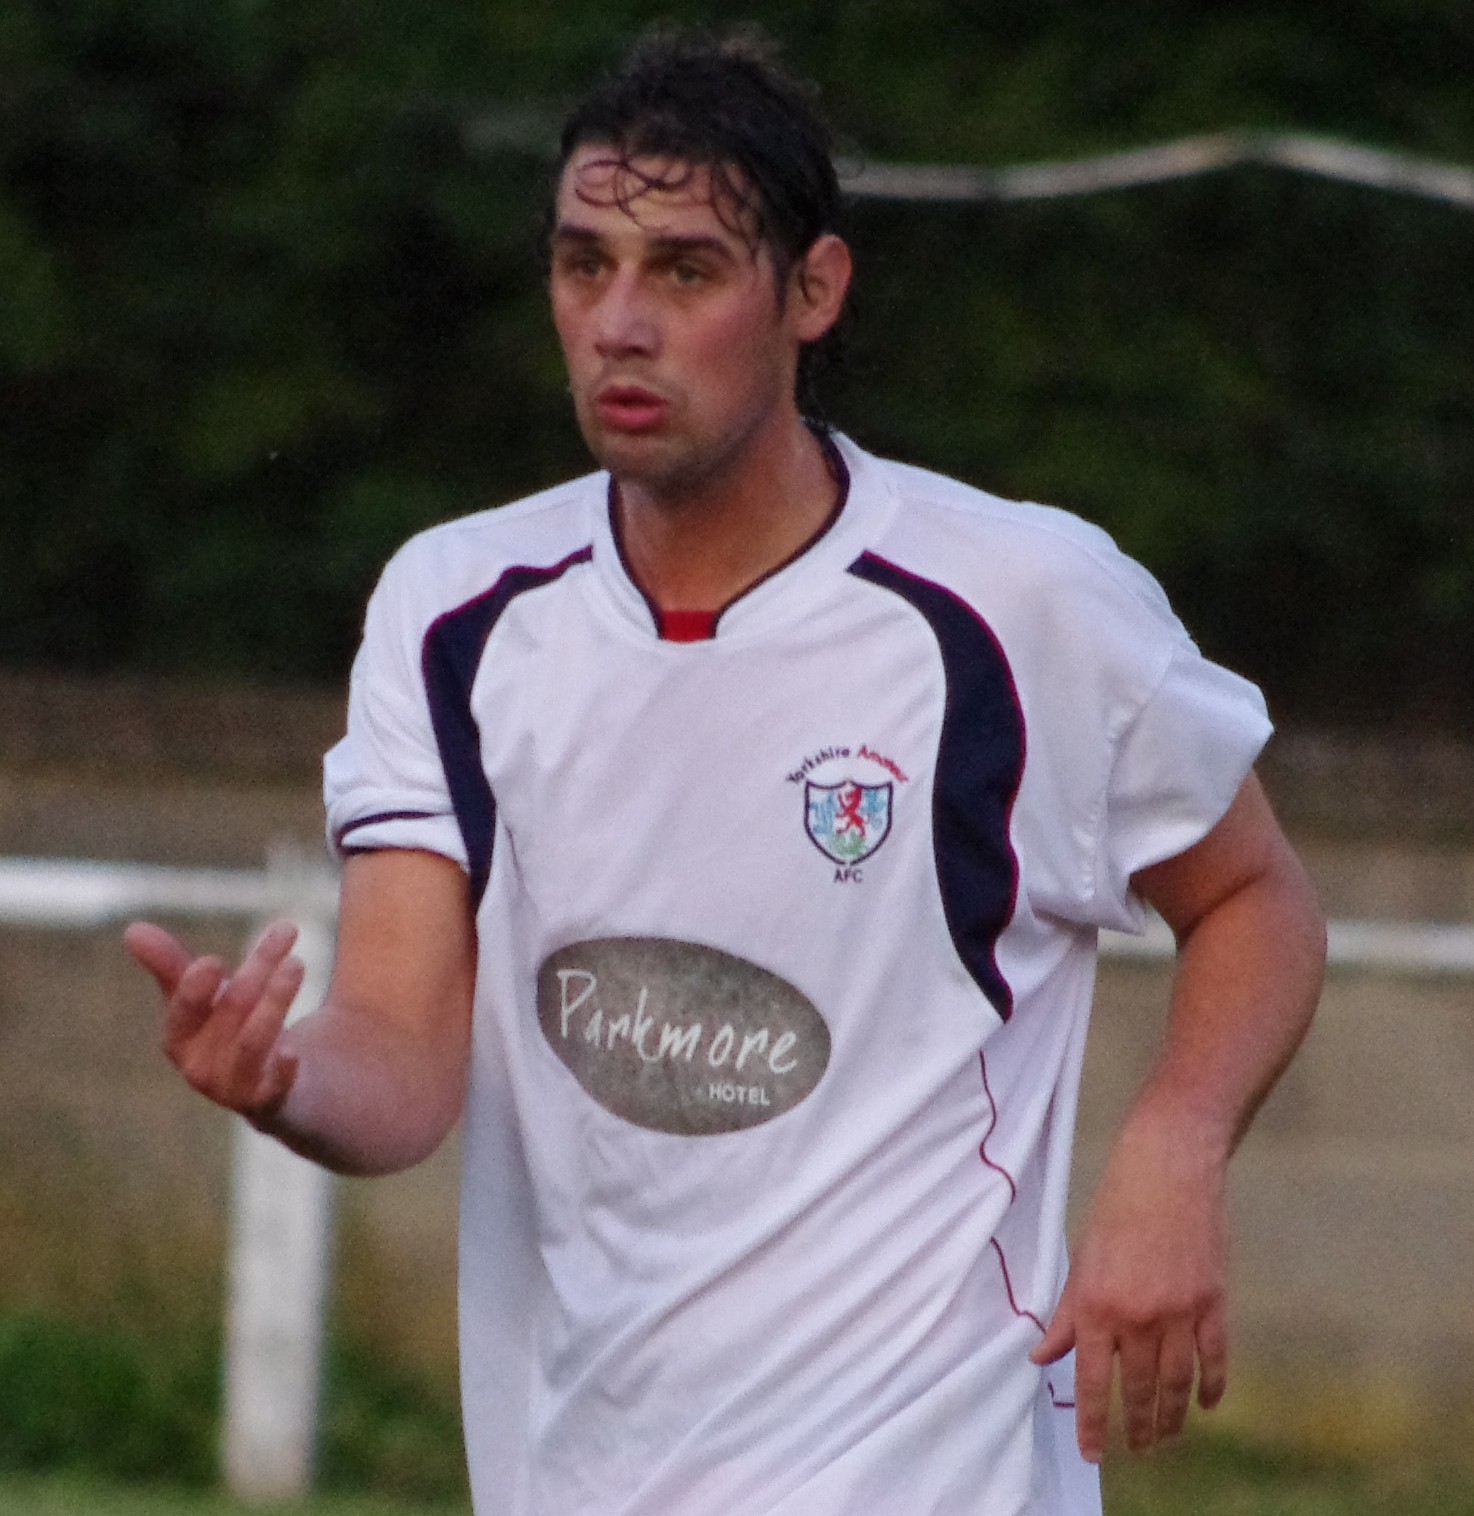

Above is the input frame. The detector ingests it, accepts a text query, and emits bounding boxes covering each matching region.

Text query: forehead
[555,144,761,249]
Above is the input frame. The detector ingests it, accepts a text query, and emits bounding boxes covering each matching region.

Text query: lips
[593,384,668,433]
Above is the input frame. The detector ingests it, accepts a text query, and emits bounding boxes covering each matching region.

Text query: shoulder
[843,444,1209,744]
[373,473,603,623]
[855,448,1181,637]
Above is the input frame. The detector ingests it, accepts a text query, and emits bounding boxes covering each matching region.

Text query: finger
[227,955,307,1102]
[174,957,300,1114]
[123,922,194,995]
[1071,1326,1115,1465]
[1195,1305,1229,1409]
[1154,1324,1197,1443]
[167,925,304,1111]
[1030,1285,1078,1366]
[248,1045,301,1125]
[161,954,229,1054]
[192,921,300,1060]
[213,920,300,1023]
[1117,1330,1162,1452]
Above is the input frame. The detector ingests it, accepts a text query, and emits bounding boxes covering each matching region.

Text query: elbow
[1284,849,1328,979]
[1263,850,1329,1041]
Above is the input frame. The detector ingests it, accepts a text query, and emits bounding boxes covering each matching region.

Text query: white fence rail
[834,131,1474,210]
[1102,910,1474,975]
[4,851,1474,1501]
[462,109,1474,213]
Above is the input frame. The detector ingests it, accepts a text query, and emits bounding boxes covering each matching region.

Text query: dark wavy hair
[551,25,848,417]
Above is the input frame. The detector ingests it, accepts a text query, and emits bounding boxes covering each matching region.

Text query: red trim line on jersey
[988,1238,1047,1335]
[981,1066,1073,1411]
[976,1050,1019,1204]
[980,1055,1072,1405]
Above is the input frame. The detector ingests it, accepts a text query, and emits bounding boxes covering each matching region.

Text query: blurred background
[2,2,1472,1512]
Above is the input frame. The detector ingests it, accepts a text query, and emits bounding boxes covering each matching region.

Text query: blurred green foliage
[0,1476,468,1516]
[0,1308,467,1502]
[317,1337,467,1503]
[0,1311,216,1483]
[1,1,1471,724]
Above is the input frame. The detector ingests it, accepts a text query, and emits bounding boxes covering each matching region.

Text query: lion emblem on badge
[804,779,893,865]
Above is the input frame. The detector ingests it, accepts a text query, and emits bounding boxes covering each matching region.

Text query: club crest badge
[805,779,893,865]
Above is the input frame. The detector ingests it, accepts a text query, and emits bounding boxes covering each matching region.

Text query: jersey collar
[588,433,898,644]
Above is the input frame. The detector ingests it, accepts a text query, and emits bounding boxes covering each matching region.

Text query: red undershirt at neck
[656,608,720,643]
[609,428,852,643]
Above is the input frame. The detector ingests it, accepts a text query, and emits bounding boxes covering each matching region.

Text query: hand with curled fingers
[124,918,308,1128]
[1030,1106,1230,1465]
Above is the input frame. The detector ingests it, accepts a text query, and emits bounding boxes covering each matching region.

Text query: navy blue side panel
[421,546,592,907]
[849,552,1026,1020]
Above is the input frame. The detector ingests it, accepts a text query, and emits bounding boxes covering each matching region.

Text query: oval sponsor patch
[537,937,830,1135]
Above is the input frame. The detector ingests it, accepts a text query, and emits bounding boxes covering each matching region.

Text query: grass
[5,1309,1472,1515]
[0,1471,467,1516]
[1103,1432,1474,1516]
[0,1310,467,1503]
[4,1440,1474,1516]
[0,1311,217,1486]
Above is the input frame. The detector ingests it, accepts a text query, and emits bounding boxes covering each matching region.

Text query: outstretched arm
[125,847,475,1176]
[1031,772,1326,1463]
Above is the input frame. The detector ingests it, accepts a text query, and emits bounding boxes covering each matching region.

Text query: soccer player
[126,28,1326,1515]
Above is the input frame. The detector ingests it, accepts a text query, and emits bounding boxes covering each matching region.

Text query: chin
[586,431,693,492]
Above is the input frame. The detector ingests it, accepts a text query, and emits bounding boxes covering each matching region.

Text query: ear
[788,234,853,344]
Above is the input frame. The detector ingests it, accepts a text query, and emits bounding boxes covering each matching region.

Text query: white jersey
[324,435,1270,1516]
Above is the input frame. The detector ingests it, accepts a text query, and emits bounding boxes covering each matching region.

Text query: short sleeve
[322,554,469,869]
[1093,643,1271,931]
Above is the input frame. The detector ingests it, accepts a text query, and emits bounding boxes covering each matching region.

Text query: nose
[593,270,658,359]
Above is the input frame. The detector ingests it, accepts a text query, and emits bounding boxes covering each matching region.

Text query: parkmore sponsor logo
[536,937,830,1135]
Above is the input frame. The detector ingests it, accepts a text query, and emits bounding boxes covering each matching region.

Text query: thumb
[1030,1282,1077,1366]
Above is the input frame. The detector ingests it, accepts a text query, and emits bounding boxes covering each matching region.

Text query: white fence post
[0,849,344,1499]
[220,844,339,1504]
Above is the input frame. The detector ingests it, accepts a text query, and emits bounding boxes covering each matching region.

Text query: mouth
[593,385,669,434]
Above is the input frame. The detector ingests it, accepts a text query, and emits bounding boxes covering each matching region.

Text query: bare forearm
[1035,775,1327,1461]
[130,851,477,1180]
[252,848,476,1176]
[256,1000,467,1176]
[1133,851,1325,1158]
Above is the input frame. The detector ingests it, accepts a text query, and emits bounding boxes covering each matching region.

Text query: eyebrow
[550,223,743,263]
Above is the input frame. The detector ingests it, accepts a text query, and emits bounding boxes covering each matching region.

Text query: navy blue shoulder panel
[421,546,592,908]
[849,552,1026,1020]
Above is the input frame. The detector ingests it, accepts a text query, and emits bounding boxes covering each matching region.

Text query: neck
[613,415,839,614]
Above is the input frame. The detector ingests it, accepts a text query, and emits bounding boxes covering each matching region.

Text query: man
[126,28,1326,1515]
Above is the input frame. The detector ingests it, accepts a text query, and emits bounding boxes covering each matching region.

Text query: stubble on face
[550,148,799,509]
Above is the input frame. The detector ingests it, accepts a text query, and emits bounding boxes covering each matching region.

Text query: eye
[556,247,606,280]
[668,260,709,287]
